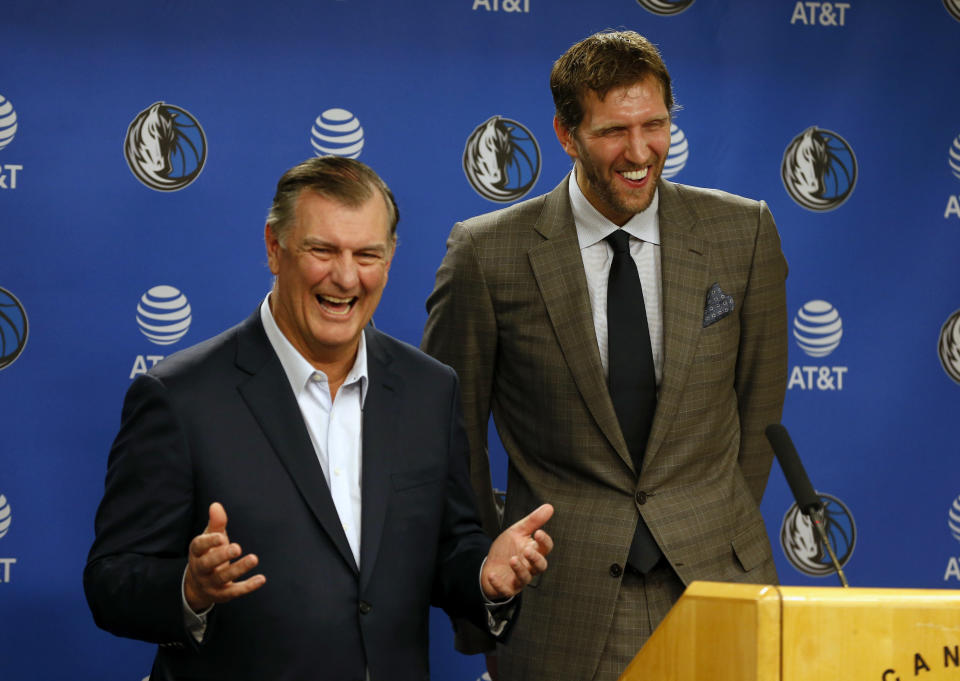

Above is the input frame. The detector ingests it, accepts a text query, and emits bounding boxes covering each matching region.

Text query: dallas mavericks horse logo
[939,309,960,385]
[637,0,695,15]
[0,287,28,371]
[463,116,540,203]
[124,102,207,191]
[780,492,856,577]
[781,126,857,211]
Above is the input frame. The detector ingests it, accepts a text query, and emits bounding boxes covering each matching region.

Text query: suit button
[359,600,372,615]
[636,491,647,505]
[609,563,623,578]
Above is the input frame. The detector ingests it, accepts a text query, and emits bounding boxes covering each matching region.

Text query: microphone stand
[807,504,849,588]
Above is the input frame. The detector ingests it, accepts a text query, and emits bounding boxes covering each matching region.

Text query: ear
[384,237,396,272]
[553,115,578,159]
[265,223,281,275]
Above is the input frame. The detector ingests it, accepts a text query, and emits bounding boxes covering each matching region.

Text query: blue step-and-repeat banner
[2,1,960,679]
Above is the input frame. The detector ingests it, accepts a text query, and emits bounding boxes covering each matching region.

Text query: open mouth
[618,167,649,183]
[318,294,358,316]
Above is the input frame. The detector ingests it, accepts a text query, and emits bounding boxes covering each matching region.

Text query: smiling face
[554,75,671,226]
[265,189,394,370]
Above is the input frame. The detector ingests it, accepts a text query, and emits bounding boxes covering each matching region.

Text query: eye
[355,251,383,265]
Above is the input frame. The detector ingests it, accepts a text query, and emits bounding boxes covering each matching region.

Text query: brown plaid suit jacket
[422,176,788,681]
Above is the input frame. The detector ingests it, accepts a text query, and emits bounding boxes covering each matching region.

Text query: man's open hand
[183,502,265,612]
[481,504,554,600]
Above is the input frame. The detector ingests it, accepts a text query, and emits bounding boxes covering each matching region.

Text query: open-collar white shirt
[260,294,367,568]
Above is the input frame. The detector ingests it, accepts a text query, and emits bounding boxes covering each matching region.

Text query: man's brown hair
[267,156,399,246]
[551,30,675,132]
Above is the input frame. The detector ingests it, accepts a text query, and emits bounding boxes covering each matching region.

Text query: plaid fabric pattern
[422,177,788,681]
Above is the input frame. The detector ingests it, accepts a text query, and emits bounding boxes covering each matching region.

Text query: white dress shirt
[568,170,664,386]
[260,294,366,568]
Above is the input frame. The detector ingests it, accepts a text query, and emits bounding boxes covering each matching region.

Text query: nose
[624,130,652,165]
[329,253,360,290]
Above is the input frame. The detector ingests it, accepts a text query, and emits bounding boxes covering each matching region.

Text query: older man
[85,157,553,681]
[423,30,787,681]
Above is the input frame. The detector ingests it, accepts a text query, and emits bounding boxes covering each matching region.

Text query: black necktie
[605,229,662,573]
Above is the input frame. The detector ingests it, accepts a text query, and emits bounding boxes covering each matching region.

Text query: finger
[212,552,260,586]
[522,543,548,574]
[508,555,533,587]
[189,532,229,558]
[533,529,554,555]
[192,542,242,574]
[205,502,228,535]
[208,573,267,603]
[511,504,554,536]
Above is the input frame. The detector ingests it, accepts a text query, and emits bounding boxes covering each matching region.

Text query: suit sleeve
[83,373,200,647]
[422,222,501,537]
[422,222,503,653]
[430,370,509,635]
[734,201,789,503]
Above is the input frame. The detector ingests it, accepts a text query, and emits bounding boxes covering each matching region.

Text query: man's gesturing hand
[481,503,554,600]
[184,502,266,613]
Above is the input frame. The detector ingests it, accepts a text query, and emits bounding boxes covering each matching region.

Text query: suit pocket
[731,517,772,572]
[391,466,445,491]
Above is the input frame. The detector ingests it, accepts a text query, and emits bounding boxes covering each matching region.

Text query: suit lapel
[234,311,359,574]
[528,178,634,473]
[645,181,711,466]
[357,327,397,591]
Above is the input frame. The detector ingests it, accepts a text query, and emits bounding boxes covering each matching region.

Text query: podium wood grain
[619,581,960,681]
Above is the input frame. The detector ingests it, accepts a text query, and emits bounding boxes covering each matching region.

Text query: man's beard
[577,144,662,221]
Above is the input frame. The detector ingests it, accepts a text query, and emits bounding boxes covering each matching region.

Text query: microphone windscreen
[765,424,821,513]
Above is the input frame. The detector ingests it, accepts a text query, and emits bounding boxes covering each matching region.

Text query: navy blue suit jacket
[85,311,493,681]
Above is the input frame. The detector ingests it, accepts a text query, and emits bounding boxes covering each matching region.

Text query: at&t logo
[310,108,364,159]
[943,494,960,581]
[0,494,15,584]
[790,2,850,26]
[124,102,207,191]
[0,287,28,370]
[780,492,856,577]
[782,126,857,211]
[130,285,192,379]
[944,133,960,220]
[471,0,529,12]
[0,494,10,539]
[938,309,960,385]
[463,116,540,203]
[662,123,688,179]
[637,0,695,16]
[946,0,960,22]
[788,300,848,391]
[0,93,24,189]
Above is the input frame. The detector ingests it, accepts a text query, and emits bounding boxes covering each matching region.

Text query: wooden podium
[619,581,960,681]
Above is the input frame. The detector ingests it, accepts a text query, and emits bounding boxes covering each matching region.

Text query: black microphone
[765,423,849,587]
[764,423,821,514]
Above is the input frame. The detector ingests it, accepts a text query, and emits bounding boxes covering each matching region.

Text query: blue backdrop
[2,1,960,679]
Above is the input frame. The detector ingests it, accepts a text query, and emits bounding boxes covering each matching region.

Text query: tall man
[85,157,553,681]
[422,31,788,681]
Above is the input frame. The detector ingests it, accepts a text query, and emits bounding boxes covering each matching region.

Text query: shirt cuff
[479,557,516,637]
[182,565,213,643]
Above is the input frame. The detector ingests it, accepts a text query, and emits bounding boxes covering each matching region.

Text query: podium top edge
[686,580,960,604]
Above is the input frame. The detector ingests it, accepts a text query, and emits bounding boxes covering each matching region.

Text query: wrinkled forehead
[586,74,668,111]
[293,189,395,246]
